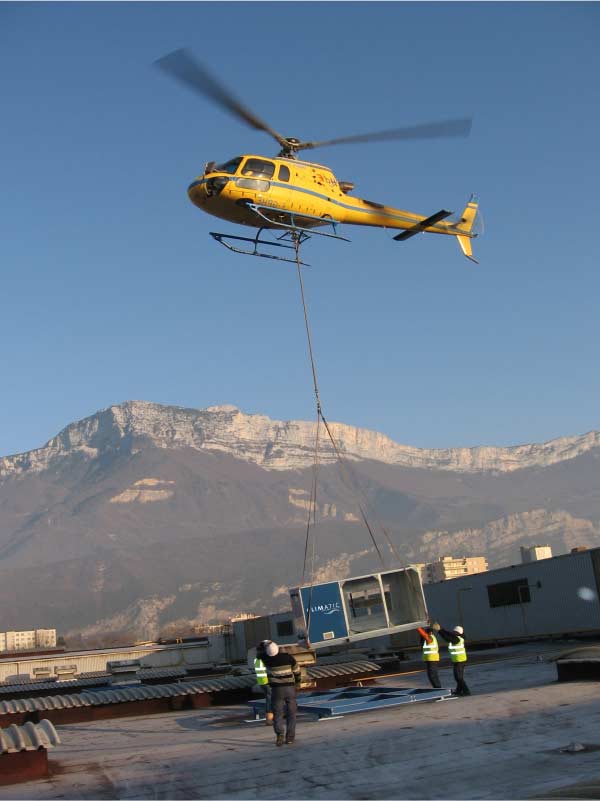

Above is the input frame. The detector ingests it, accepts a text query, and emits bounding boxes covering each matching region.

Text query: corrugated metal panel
[425,549,600,642]
[0,661,380,716]
[314,653,371,665]
[184,675,255,692]
[138,667,188,680]
[0,676,108,695]
[0,719,60,753]
[0,679,227,716]
[0,669,189,702]
[308,660,381,679]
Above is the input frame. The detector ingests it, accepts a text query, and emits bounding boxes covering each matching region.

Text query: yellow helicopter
[156,50,480,264]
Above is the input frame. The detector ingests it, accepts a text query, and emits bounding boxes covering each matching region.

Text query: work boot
[276,734,285,747]
[285,738,295,745]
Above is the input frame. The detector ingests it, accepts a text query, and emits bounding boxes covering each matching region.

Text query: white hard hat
[265,641,279,657]
[453,626,464,635]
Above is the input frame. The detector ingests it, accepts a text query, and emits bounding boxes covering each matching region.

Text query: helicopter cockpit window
[215,157,243,175]
[242,158,275,179]
[278,165,290,182]
[235,178,270,192]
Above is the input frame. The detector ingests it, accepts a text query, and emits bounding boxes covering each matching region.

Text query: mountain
[1,401,599,643]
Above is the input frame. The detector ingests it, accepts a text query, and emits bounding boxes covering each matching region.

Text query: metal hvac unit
[290,567,428,648]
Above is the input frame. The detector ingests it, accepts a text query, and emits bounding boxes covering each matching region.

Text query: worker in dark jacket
[434,623,471,696]
[417,625,442,689]
[262,640,301,746]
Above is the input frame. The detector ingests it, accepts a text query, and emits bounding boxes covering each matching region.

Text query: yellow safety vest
[422,634,440,662]
[254,657,268,685]
[448,636,467,663]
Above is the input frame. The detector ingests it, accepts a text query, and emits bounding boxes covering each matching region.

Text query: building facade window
[276,620,294,637]
[487,578,531,608]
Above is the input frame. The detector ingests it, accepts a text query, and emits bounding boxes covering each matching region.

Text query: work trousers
[271,684,297,740]
[425,661,442,689]
[261,684,272,714]
[453,662,471,696]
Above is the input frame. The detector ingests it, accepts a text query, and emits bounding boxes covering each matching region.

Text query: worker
[417,624,442,689]
[434,623,471,696]
[254,640,273,724]
[262,640,301,746]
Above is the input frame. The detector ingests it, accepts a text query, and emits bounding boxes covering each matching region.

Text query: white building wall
[424,548,600,642]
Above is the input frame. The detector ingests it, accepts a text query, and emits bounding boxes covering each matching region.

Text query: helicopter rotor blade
[296,117,473,151]
[154,49,289,150]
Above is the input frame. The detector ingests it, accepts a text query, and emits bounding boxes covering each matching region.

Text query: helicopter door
[230,158,278,206]
[272,163,292,212]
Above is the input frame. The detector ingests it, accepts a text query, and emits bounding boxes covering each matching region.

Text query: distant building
[5,631,36,651]
[520,545,553,563]
[1,629,57,652]
[35,629,58,648]
[422,555,489,583]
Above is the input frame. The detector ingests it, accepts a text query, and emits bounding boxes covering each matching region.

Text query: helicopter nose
[188,178,209,207]
[205,176,229,196]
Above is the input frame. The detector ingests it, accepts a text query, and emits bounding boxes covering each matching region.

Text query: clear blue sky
[2,2,599,457]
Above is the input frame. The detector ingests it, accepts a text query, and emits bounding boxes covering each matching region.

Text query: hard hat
[265,641,279,657]
[453,626,464,635]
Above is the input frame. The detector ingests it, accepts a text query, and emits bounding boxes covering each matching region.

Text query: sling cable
[291,234,403,639]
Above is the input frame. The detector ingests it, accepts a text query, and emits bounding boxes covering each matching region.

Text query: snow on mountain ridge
[1,400,599,480]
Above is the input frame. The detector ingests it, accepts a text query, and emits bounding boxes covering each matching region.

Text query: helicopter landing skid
[245,203,350,242]
[210,229,312,265]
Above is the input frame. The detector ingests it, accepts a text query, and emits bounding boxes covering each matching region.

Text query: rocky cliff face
[2,400,600,480]
[0,401,599,641]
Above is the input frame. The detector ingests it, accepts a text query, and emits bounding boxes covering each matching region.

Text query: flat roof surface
[2,641,600,800]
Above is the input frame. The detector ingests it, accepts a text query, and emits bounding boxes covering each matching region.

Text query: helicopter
[156,49,480,264]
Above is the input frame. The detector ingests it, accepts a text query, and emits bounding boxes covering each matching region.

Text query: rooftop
[1,640,599,800]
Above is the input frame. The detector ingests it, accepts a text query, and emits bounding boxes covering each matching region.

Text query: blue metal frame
[245,203,350,241]
[210,229,311,265]
[248,686,453,720]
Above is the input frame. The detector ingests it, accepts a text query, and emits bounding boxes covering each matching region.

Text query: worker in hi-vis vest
[435,623,471,696]
[253,640,273,723]
[417,623,442,689]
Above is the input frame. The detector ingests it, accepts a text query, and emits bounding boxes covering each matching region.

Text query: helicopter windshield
[215,157,243,175]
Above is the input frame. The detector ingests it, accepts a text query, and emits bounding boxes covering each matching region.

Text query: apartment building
[419,555,489,584]
[520,545,553,563]
[1,629,57,652]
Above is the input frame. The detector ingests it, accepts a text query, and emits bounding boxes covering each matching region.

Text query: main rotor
[155,49,472,160]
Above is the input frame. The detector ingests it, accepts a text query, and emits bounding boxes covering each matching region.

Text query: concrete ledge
[0,749,50,786]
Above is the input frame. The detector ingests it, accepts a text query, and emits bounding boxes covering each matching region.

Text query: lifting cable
[292,234,403,596]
